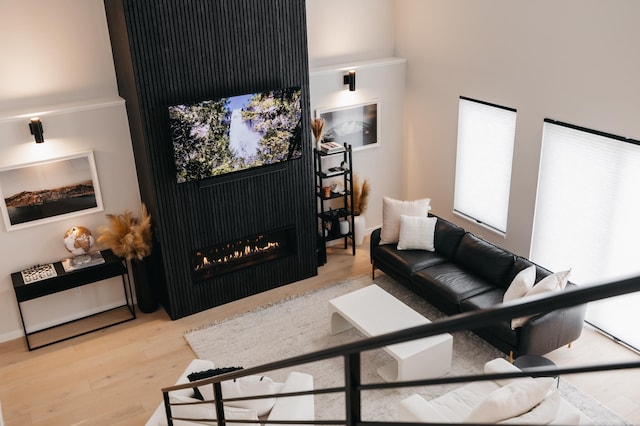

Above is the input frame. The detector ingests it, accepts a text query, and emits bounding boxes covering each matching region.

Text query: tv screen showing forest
[169,87,302,183]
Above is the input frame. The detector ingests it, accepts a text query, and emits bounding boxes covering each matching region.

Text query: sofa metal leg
[568,342,572,349]
[509,351,514,363]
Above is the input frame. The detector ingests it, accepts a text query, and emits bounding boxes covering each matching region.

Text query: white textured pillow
[511,269,571,329]
[497,391,561,425]
[503,266,536,303]
[379,197,431,245]
[463,377,555,424]
[397,215,437,251]
[220,375,283,416]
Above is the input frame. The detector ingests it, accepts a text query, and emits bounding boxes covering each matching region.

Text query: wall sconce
[29,118,44,143]
[343,70,356,91]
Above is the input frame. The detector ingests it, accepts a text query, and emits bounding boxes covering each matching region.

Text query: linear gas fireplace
[192,226,297,282]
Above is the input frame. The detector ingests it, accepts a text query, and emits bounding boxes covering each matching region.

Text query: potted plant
[349,174,370,246]
[97,203,157,313]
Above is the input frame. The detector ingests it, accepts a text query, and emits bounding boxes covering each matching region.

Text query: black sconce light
[29,118,44,143]
[343,70,356,91]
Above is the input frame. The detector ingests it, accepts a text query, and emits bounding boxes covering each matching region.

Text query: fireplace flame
[194,239,280,272]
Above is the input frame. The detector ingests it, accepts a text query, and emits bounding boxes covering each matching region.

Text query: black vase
[129,258,158,313]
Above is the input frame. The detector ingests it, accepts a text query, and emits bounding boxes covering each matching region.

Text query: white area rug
[185,274,628,424]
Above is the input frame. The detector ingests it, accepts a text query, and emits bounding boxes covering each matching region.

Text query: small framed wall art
[0,150,104,231]
[316,100,380,151]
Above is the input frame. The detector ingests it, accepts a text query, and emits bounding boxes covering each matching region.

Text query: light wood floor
[1,239,639,425]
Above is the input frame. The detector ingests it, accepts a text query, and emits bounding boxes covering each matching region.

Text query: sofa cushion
[373,244,448,279]
[497,391,561,425]
[411,263,495,311]
[168,395,259,426]
[463,377,556,423]
[433,216,466,258]
[453,233,515,288]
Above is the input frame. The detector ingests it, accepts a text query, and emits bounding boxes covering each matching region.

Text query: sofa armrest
[370,228,382,264]
[519,286,587,355]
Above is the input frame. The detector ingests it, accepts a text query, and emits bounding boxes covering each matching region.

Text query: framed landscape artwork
[0,150,103,231]
[316,100,380,151]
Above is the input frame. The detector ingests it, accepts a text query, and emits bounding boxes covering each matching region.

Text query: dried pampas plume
[97,203,152,261]
[349,174,370,216]
[311,117,325,142]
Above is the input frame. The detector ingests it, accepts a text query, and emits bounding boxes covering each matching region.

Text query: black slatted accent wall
[104,0,317,319]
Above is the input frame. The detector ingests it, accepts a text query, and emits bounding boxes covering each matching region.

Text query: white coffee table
[328,284,453,382]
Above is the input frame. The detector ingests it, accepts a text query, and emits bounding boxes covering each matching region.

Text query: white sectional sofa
[146,359,314,426]
[399,358,593,425]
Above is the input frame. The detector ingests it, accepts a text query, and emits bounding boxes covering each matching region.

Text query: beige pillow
[503,266,536,303]
[379,197,431,245]
[397,215,437,251]
[463,377,555,424]
[511,269,571,329]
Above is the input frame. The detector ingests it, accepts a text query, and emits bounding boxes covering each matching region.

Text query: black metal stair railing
[162,275,640,425]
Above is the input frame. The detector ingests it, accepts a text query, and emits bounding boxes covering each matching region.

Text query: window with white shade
[531,119,640,351]
[453,97,517,234]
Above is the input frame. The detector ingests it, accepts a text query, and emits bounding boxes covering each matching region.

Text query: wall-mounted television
[168,87,302,184]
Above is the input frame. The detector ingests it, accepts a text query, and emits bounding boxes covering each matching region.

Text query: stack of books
[320,142,345,154]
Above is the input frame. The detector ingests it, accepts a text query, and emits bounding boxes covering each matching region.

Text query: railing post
[344,352,361,425]
[163,391,174,426]
[213,382,225,426]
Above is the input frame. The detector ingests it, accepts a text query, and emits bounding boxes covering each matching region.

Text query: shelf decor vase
[353,215,366,246]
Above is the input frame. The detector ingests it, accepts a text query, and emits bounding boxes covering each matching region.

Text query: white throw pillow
[379,197,431,245]
[483,357,526,387]
[503,266,536,303]
[168,395,258,426]
[511,269,571,329]
[219,375,283,416]
[463,377,555,424]
[397,215,437,251]
[497,391,561,424]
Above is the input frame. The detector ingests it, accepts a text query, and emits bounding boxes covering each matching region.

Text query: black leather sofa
[370,215,586,358]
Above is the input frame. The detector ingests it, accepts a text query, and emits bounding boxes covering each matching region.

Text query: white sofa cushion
[267,371,315,424]
[497,390,561,425]
[219,375,283,416]
[168,395,258,426]
[463,377,556,423]
[398,358,590,426]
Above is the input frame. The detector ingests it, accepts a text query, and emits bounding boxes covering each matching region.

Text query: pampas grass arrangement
[97,203,152,261]
[311,117,325,142]
[350,174,370,216]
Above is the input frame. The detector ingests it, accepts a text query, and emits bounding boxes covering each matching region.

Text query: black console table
[11,249,136,351]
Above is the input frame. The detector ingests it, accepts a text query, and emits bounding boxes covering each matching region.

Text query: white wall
[306,0,401,233]
[306,0,395,69]
[310,58,406,231]
[395,0,640,258]
[0,0,141,342]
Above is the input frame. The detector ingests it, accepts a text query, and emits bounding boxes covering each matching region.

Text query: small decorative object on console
[20,263,57,284]
[63,226,97,266]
